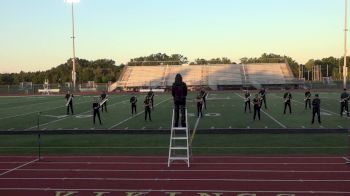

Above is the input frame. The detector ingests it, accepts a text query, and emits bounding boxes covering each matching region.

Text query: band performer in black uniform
[92,97,102,125]
[340,88,350,117]
[244,90,251,113]
[196,93,203,118]
[253,94,261,120]
[304,88,311,110]
[200,89,207,110]
[130,95,137,115]
[258,88,267,109]
[144,95,152,121]
[65,91,74,115]
[283,90,292,114]
[172,74,188,127]
[311,94,321,124]
[100,91,107,113]
[148,89,154,110]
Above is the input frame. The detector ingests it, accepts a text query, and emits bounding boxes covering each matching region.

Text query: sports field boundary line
[1,168,348,173]
[235,93,287,128]
[108,98,171,129]
[2,177,350,182]
[0,146,346,149]
[25,98,129,130]
[0,158,38,177]
[0,188,349,195]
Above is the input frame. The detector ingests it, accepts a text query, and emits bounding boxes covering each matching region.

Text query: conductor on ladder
[172,73,188,127]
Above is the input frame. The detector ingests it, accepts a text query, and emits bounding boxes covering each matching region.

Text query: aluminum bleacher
[109,63,295,91]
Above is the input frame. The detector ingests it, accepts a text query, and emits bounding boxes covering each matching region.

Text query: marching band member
[258,88,267,109]
[283,90,292,114]
[340,88,350,117]
[92,97,102,125]
[244,90,251,113]
[148,89,154,110]
[100,91,108,113]
[304,88,312,110]
[196,93,204,118]
[144,95,152,121]
[130,95,137,115]
[253,94,261,120]
[65,91,74,115]
[311,94,321,124]
[200,88,207,110]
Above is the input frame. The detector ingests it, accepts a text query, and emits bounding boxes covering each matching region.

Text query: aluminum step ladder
[168,108,190,167]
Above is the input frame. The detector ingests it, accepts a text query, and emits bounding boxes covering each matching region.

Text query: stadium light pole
[344,0,348,88]
[65,0,80,90]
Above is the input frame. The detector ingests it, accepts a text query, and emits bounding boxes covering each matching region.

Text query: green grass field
[0,91,349,156]
[0,91,349,130]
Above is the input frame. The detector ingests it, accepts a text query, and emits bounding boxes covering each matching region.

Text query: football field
[0,91,349,131]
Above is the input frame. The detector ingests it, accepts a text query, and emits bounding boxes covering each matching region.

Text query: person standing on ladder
[172,73,188,127]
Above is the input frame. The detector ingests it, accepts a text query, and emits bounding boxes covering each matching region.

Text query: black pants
[305,99,311,109]
[131,104,137,115]
[101,102,107,113]
[261,98,267,109]
[197,103,203,117]
[244,101,251,112]
[151,98,154,109]
[174,104,186,127]
[93,110,102,125]
[67,103,74,115]
[312,108,321,124]
[284,102,292,114]
[340,102,349,116]
[253,106,260,120]
[203,97,207,109]
[145,107,151,121]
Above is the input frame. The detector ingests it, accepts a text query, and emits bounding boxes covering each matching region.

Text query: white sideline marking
[7,128,14,131]
[0,158,38,177]
[0,188,349,195]
[108,98,171,129]
[235,93,287,128]
[1,177,350,182]
[25,99,128,130]
[338,125,343,128]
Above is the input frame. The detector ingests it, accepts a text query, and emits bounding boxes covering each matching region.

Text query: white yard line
[235,93,287,128]
[25,99,129,130]
[0,158,38,177]
[108,98,171,129]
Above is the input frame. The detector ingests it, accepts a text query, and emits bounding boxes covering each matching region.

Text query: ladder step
[170,146,188,150]
[172,127,187,130]
[172,137,187,140]
[169,156,189,161]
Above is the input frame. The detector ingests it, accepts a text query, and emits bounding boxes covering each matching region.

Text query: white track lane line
[0,158,38,177]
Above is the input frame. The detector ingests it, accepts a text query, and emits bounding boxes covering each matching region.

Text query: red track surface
[0,155,349,196]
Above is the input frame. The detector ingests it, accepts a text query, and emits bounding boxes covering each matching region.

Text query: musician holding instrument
[258,88,267,109]
[200,88,207,110]
[92,97,102,125]
[283,90,292,114]
[130,95,137,115]
[253,94,261,120]
[100,91,108,113]
[304,88,312,110]
[144,95,152,122]
[65,91,74,115]
[311,94,321,124]
[196,93,204,118]
[244,90,251,113]
[340,88,350,117]
[148,89,155,110]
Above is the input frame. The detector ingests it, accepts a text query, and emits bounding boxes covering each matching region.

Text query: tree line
[1,53,349,85]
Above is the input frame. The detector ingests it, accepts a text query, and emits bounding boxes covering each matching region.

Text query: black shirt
[305,91,311,99]
[312,98,321,109]
[130,96,137,104]
[283,92,292,103]
[93,102,100,110]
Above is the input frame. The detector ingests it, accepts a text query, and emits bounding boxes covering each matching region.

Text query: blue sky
[0,0,346,73]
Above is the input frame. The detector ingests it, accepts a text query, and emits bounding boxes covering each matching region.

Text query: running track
[0,155,349,196]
